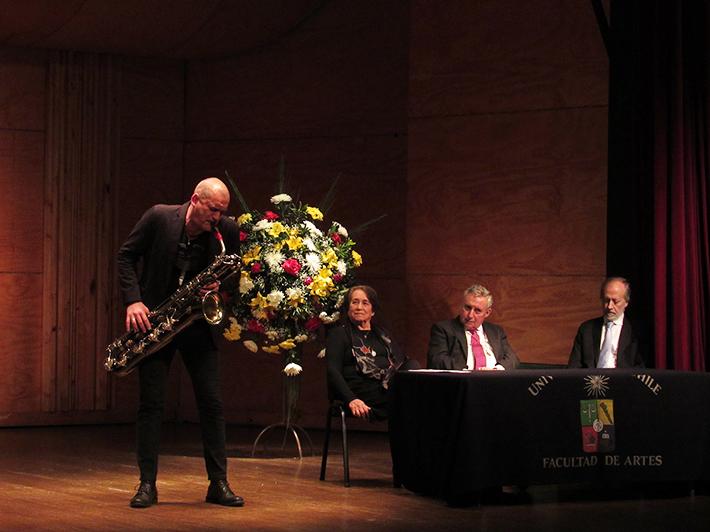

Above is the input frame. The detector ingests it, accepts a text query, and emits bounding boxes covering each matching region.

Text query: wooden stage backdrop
[0,1,607,429]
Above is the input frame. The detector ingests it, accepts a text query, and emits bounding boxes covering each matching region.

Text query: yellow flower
[285,234,303,251]
[262,345,281,354]
[251,308,268,320]
[321,248,338,268]
[250,291,269,310]
[237,213,253,226]
[309,270,334,297]
[279,339,297,350]
[306,206,323,221]
[268,221,287,237]
[352,250,362,267]
[242,245,262,265]
[222,317,242,341]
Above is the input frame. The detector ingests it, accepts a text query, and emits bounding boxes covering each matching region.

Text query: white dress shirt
[599,313,625,367]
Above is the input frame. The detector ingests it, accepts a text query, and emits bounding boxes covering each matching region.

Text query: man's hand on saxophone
[126,301,151,333]
[199,280,220,297]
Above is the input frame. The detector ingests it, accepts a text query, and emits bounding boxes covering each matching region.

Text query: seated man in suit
[427,284,520,371]
[567,276,644,368]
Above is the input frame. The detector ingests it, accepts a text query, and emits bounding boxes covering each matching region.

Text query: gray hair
[600,277,631,302]
[463,284,493,308]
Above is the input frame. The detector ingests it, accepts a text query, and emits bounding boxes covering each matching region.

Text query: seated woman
[326,285,417,420]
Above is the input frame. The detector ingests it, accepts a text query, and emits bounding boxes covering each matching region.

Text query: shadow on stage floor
[1,423,709,531]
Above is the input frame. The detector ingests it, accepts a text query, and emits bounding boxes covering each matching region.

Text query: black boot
[130,480,158,508]
[205,479,244,507]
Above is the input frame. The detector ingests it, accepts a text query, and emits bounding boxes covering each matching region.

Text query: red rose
[305,317,321,331]
[264,211,279,221]
[239,230,248,242]
[247,319,265,333]
[333,273,343,283]
[304,276,313,285]
[331,233,343,245]
[251,262,262,273]
[282,258,302,276]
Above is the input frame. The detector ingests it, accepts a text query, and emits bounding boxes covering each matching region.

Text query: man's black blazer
[567,316,644,368]
[117,202,239,309]
[426,317,519,370]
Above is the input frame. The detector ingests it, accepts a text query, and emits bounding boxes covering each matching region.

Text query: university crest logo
[580,376,615,453]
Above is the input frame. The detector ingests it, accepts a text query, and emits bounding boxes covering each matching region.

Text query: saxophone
[104,227,240,376]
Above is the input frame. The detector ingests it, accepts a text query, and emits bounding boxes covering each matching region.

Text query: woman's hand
[348,398,371,419]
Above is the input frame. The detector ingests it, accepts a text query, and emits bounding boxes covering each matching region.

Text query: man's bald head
[194,177,230,203]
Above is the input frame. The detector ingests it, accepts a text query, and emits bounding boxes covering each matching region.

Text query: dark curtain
[607,1,710,370]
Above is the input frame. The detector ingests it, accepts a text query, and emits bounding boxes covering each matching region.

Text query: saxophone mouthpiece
[212,224,226,254]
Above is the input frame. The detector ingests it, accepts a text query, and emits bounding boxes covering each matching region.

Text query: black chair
[319,398,352,487]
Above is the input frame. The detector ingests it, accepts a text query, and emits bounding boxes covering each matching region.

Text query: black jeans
[136,321,227,482]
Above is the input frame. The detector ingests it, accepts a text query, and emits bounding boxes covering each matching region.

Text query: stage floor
[1,423,709,531]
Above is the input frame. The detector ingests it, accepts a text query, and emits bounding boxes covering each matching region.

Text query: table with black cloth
[389,369,710,503]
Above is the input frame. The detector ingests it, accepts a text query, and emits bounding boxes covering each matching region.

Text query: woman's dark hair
[343,284,380,313]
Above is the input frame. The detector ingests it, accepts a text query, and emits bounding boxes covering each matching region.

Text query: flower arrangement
[222,192,362,375]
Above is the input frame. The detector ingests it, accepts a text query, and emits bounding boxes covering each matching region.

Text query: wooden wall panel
[0,48,46,421]
[407,1,608,366]
[119,56,184,140]
[409,0,608,117]
[407,108,607,276]
[0,130,44,273]
[116,139,185,239]
[184,136,407,279]
[0,47,46,130]
[0,274,43,414]
[42,51,119,413]
[186,1,409,140]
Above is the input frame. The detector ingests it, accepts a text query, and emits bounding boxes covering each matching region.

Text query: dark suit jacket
[427,318,520,370]
[567,316,644,368]
[117,202,239,309]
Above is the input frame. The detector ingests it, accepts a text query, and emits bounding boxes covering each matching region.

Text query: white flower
[334,221,349,238]
[265,329,280,341]
[302,220,323,237]
[336,260,347,275]
[243,340,258,353]
[317,348,326,359]
[270,194,292,204]
[319,311,340,324]
[253,219,271,231]
[239,276,254,294]
[295,334,309,343]
[284,362,303,376]
[286,287,302,299]
[304,252,322,273]
[264,250,285,270]
[302,236,317,252]
[266,290,284,308]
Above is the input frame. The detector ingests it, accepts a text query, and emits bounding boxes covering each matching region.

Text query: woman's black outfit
[325,321,412,420]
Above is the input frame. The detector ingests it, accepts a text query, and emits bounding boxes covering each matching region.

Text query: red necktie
[470,330,487,369]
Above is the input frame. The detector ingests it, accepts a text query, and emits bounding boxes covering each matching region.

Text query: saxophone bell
[202,290,225,325]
